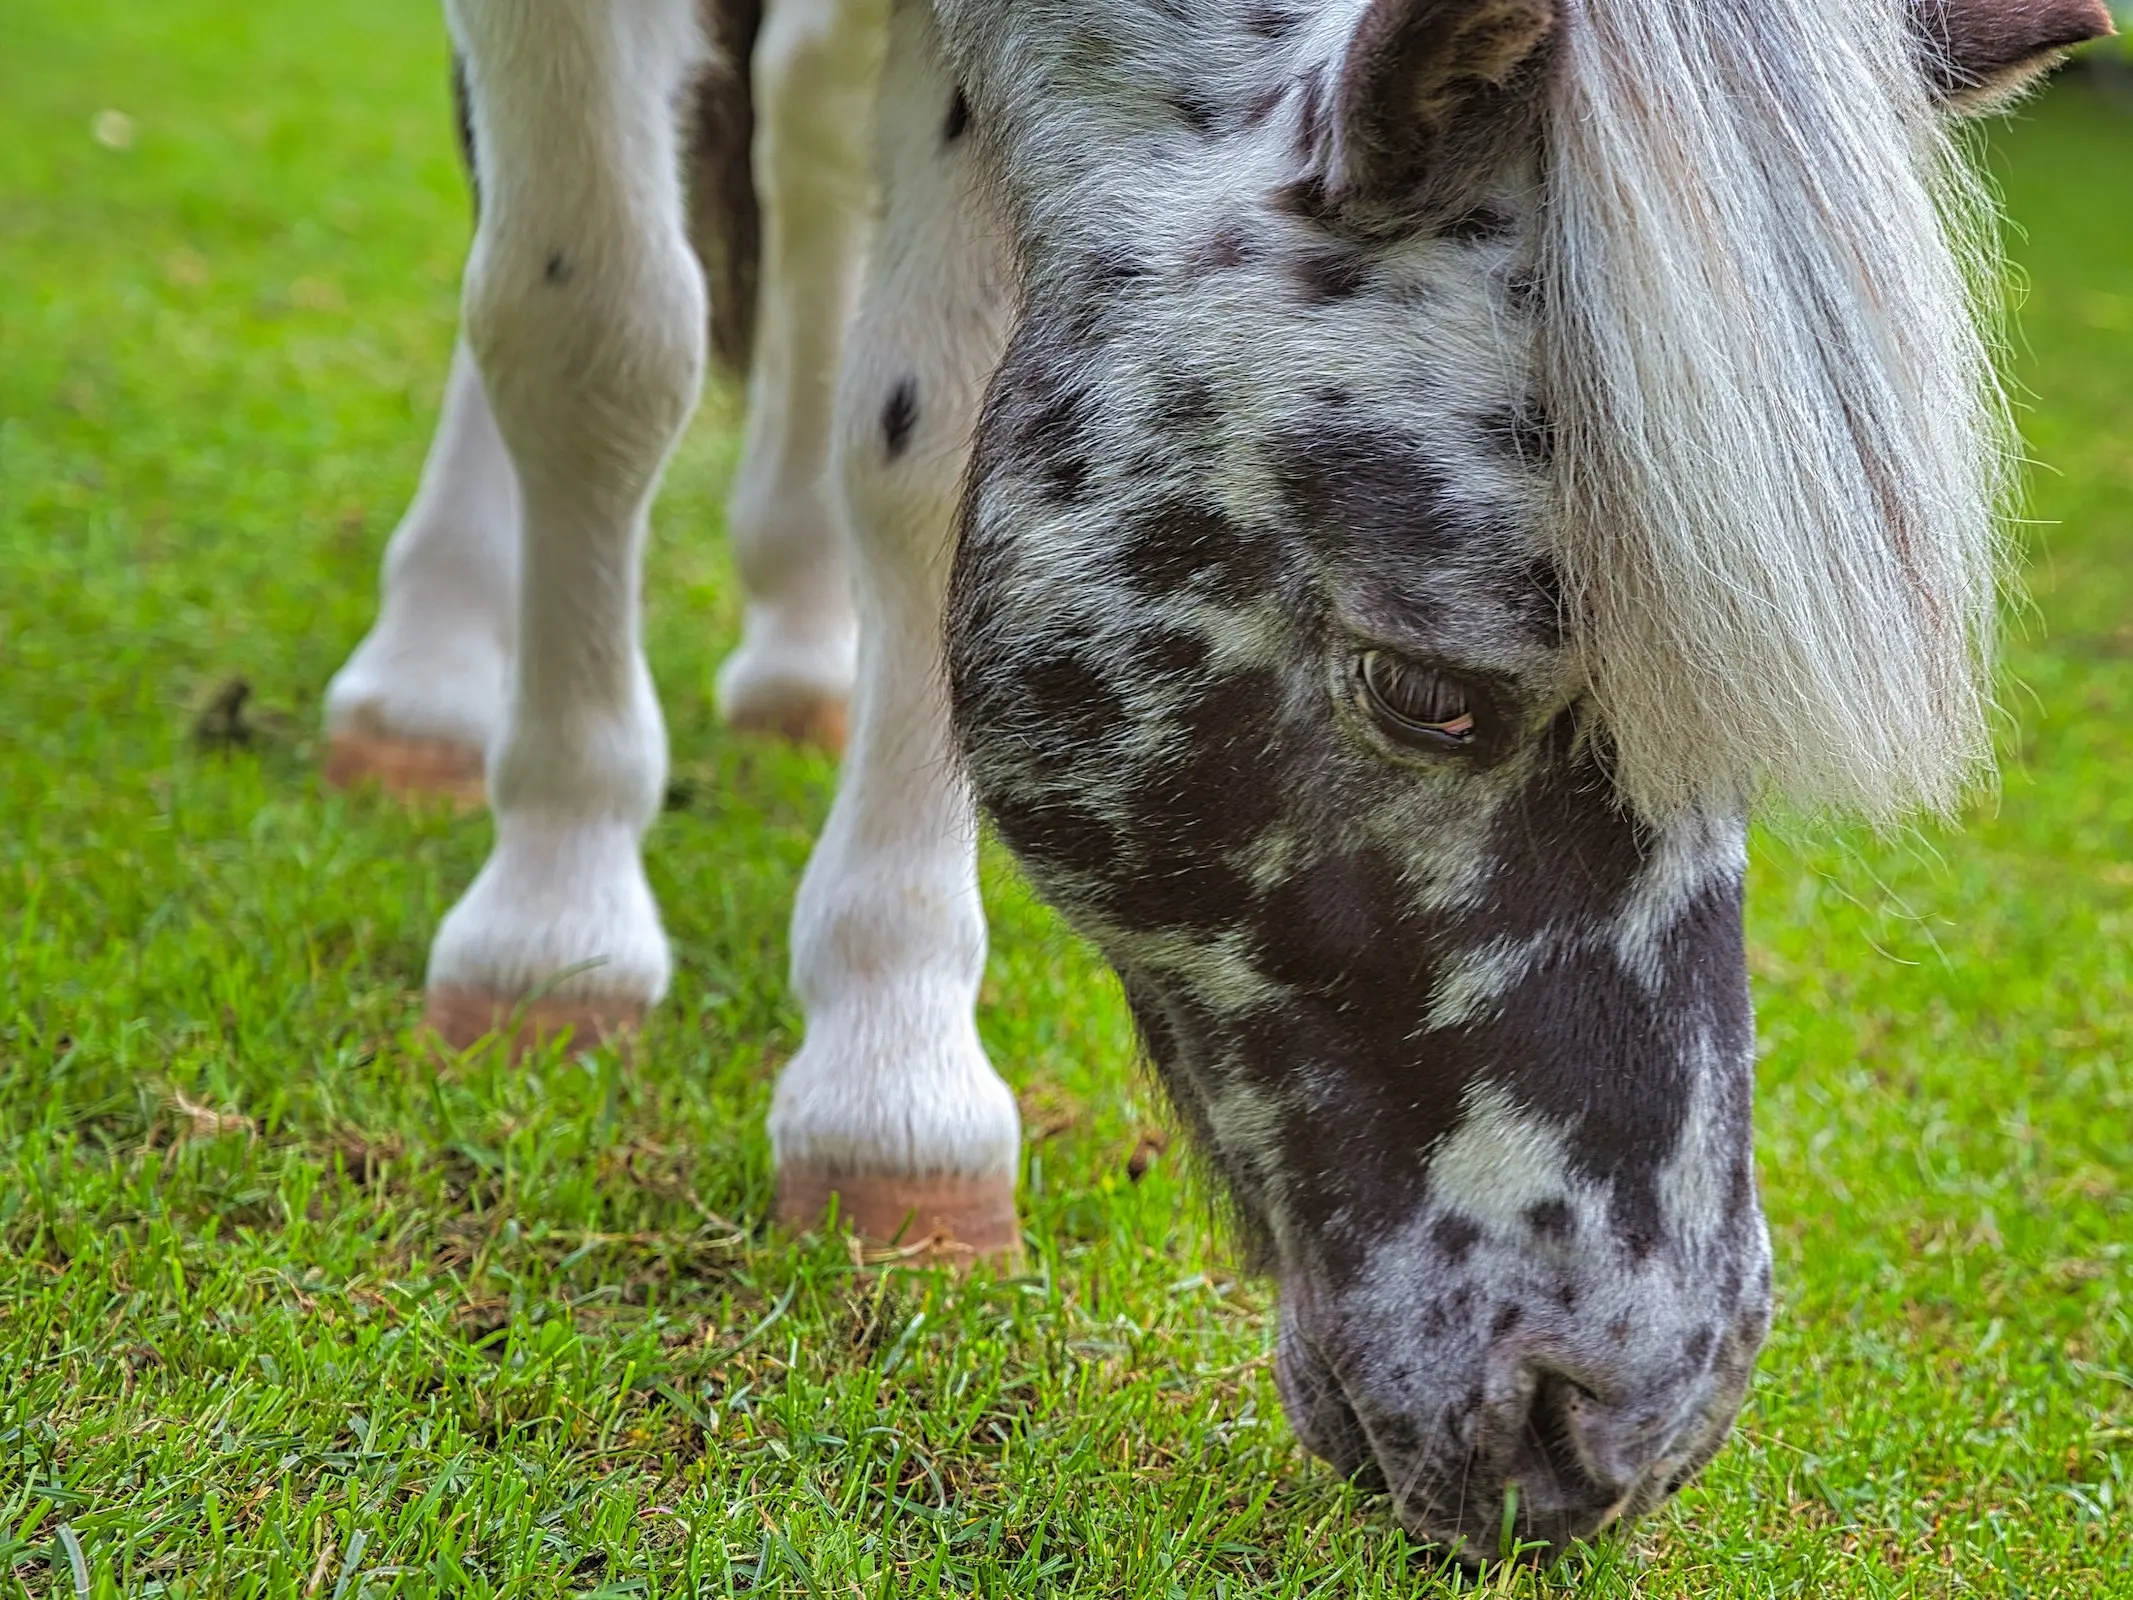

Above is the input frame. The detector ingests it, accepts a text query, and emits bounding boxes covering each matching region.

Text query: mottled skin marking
[1289,242,1373,300]
[1245,2,1306,38]
[1170,89,1225,135]
[1525,1197,1575,1241]
[1195,220,1259,272]
[880,376,919,458]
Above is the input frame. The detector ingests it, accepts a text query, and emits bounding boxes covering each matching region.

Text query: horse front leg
[769,0,1022,1261]
[324,66,514,807]
[423,0,708,1051]
[711,0,884,752]
[323,337,517,807]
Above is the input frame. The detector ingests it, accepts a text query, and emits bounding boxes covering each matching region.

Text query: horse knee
[462,237,706,505]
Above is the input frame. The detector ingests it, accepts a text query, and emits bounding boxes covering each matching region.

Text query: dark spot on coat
[1193,221,1258,272]
[1085,248,1151,290]
[1008,649,1129,756]
[1290,244,1372,302]
[983,343,1093,504]
[1720,1258,1746,1307]
[1114,499,1252,596]
[1609,1179,1664,1262]
[1044,453,1091,505]
[987,790,1125,884]
[1169,89,1222,136]
[1244,2,1303,37]
[1525,1197,1575,1242]
[1127,984,1179,1070]
[1432,1213,1481,1264]
[1137,628,1211,682]
[1248,843,1421,1011]
[544,250,571,284]
[1069,706,1275,924]
[1446,791,1721,1225]
[1110,833,1258,931]
[881,376,919,459]
[1419,1294,1456,1339]
[1683,1325,1716,1368]
[1153,376,1218,440]
[1726,1153,1757,1222]
[1266,419,1466,560]
[1053,249,1152,345]
[944,87,970,143]
[1241,82,1286,127]
[1124,665,1292,856]
[1492,1303,1523,1337]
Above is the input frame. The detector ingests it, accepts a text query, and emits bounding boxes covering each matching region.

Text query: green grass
[2,2,2130,1593]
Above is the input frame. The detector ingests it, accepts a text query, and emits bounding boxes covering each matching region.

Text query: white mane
[1541,0,2012,820]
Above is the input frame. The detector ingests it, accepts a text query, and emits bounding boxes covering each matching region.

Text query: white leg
[768,1,1022,1260]
[712,0,884,750]
[323,338,518,802]
[423,0,707,1050]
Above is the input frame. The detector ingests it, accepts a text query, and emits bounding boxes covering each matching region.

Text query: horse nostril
[1508,1366,1706,1546]
[1274,1316,1384,1488]
[1520,1374,1609,1496]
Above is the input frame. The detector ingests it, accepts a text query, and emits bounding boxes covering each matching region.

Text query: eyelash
[1354,651,1480,751]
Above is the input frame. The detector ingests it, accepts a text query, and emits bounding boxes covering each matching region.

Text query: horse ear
[1329,0,1558,226]
[1916,0,2116,112]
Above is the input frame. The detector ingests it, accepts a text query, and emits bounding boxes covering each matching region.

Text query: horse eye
[1355,651,1478,748]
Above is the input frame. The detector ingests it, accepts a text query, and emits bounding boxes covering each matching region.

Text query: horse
[314,0,2113,1562]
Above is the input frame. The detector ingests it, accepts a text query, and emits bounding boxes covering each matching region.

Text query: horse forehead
[1050,284,1549,604]
[1092,223,1538,422]
[1027,111,1540,392]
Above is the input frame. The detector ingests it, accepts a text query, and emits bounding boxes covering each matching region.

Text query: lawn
[1,2,2129,1595]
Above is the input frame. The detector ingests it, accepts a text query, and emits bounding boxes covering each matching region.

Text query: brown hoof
[776,1163,1022,1268]
[324,729,486,809]
[423,984,643,1059]
[726,692,848,757]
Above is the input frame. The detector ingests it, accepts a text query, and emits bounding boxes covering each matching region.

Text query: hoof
[424,984,643,1058]
[776,1163,1022,1268]
[725,691,848,757]
[325,729,486,808]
